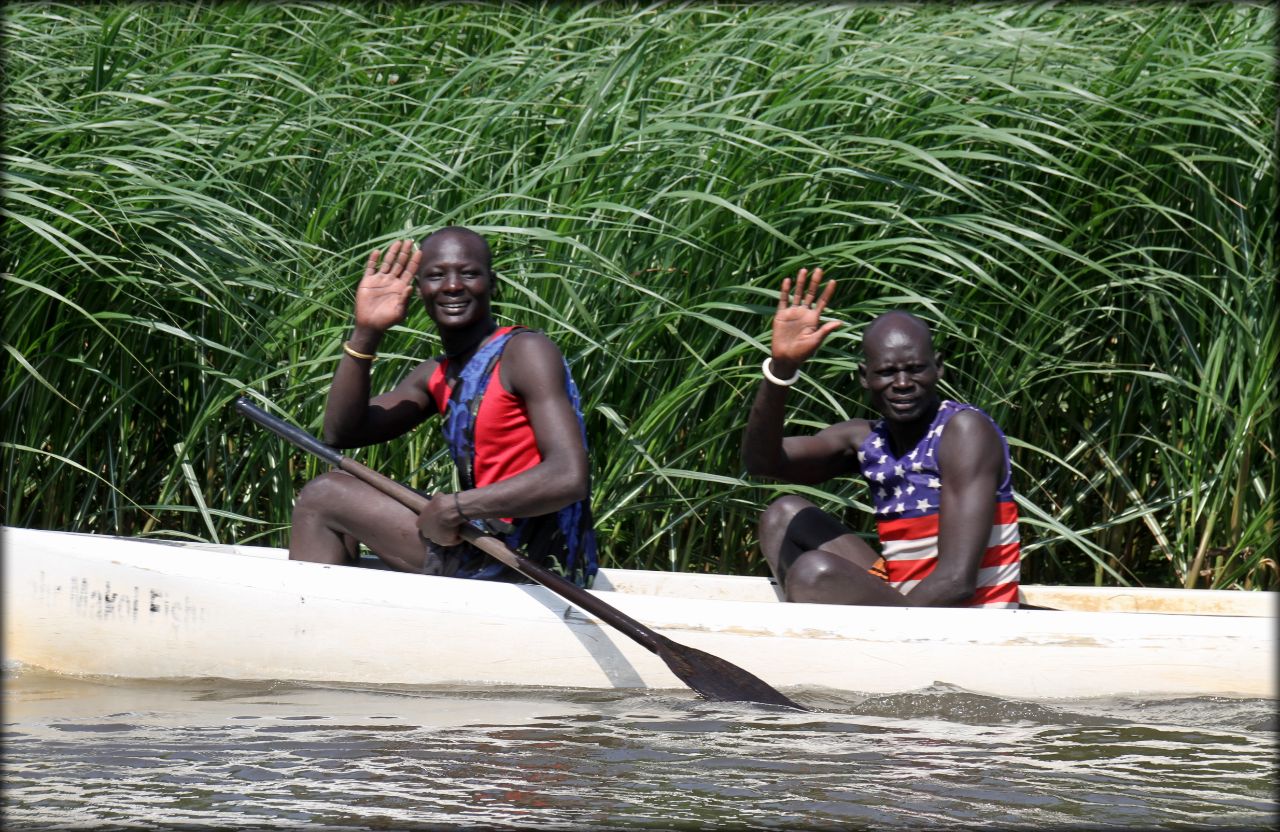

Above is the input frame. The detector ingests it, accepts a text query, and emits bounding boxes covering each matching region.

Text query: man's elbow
[322,420,366,449]
[322,424,351,448]
[911,572,978,607]
[556,459,591,505]
[935,577,979,607]
[939,584,977,607]
[741,447,777,479]
[563,465,591,499]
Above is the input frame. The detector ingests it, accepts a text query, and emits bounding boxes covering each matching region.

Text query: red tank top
[425,327,542,489]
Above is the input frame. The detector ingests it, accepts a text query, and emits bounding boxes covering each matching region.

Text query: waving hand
[771,268,842,368]
[354,239,421,334]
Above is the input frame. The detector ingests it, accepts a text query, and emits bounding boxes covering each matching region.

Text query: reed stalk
[3,1,1274,587]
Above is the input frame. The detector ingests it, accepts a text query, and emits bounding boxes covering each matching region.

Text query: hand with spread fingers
[770,267,843,374]
[354,239,422,334]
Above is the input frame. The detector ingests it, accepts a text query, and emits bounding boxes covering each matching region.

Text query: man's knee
[784,549,846,602]
[293,471,359,516]
[759,495,815,539]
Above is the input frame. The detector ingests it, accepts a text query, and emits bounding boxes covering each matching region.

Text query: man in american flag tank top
[287,227,597,587]
[742,268,1021,608]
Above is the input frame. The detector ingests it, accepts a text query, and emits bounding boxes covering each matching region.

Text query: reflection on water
[2,664,1275,830]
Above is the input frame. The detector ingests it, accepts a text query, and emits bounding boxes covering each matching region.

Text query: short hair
[419,226,492,270]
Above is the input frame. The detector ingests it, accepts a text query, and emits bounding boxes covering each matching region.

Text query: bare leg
[758,495,905,605]
[785,550,909,606]
[757,495,879,583]
[289,471,427,572]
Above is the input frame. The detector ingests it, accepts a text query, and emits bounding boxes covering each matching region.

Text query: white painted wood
[3,527,1274,699]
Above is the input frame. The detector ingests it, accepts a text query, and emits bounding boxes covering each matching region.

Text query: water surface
[3,665,1275,830]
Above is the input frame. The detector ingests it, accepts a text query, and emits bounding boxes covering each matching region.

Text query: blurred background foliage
[2,1,1275,588]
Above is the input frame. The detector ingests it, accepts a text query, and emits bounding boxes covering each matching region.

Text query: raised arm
[323,240,438,447]
[742,268,864,484]
[903,410,1004,606]
[416,332,590,545]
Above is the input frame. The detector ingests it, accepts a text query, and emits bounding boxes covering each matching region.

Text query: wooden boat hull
[3,527,1274,699]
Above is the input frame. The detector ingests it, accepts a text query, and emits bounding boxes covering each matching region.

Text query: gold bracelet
[342,341,376,361]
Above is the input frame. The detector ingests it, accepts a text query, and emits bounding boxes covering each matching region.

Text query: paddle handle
[233,396,665,654]
[456,528,667,651]
[235,398,344,468]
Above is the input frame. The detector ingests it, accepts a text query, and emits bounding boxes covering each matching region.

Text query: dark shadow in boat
[355,555,648,688]
[354,556,397,571]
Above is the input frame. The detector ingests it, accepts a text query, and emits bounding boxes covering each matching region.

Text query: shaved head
[419,226,492,271]
[862,311,934,359]
[858,310,944,425]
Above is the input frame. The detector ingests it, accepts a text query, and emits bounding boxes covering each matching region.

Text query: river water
[2,664,1275,830]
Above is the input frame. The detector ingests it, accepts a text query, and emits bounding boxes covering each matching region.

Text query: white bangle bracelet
[762,357,800,387]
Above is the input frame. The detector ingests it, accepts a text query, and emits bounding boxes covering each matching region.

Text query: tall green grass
[3,2,1275,588]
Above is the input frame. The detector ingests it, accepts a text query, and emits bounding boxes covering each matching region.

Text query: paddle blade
[655,636,806,710]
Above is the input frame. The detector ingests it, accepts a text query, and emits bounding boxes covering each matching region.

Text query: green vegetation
[3,2,1275,588]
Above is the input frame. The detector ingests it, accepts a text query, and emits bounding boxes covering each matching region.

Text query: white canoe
[3,526,1274,700]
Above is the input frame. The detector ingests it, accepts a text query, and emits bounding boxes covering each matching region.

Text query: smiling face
[415,228,494,330]
[858,313,943,427]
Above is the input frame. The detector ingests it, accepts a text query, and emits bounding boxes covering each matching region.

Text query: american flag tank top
[857,400,1021,608]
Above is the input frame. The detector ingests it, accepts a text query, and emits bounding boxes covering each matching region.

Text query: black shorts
[420,539,529,582]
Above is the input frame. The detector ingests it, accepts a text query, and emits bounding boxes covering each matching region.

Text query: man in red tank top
[288,227,595,583]
[741,268,1022,608]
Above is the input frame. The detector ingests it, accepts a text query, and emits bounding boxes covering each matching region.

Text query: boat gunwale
[4,526,1274,699]
[3,526,1276,619]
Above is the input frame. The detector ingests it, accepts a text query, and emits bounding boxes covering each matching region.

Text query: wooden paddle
[234,396,804,710]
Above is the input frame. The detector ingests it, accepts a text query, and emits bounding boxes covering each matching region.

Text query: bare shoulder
[938,409,1003,473]
[818,417,874,453]
[360,356,442,430]
[383,356,441,410]
[500,330,568,393]
[941,409,1001,447]
[506,329,563,360]
[396,356,441,390]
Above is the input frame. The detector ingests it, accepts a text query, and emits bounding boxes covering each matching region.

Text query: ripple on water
[2,671,1276,830]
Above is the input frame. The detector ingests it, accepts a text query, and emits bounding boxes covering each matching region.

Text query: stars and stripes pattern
[858,400,1021,608]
